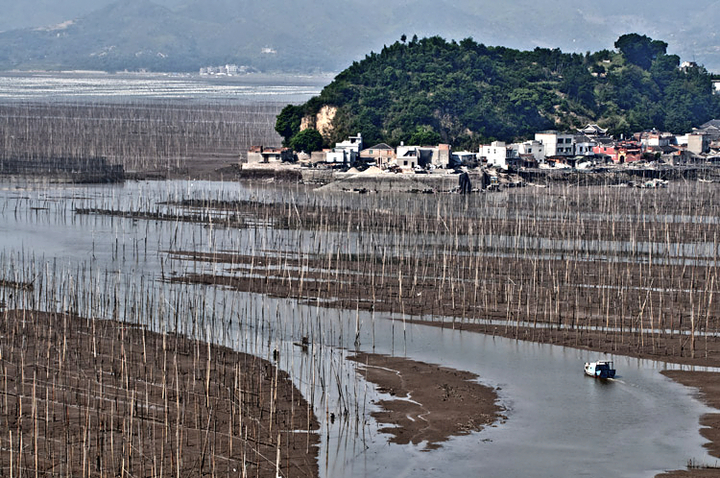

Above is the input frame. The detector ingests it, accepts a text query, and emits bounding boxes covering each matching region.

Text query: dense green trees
[614,34,668,70]
[274,105,304,147]
[289,128,323,153]
[276,34,720,148]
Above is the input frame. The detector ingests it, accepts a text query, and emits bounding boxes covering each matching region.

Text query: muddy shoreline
[347,352,503,451]
[657,371,720,477]
[0,309,320,477]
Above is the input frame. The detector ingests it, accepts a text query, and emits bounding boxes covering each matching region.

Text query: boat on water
[584,360,616,379]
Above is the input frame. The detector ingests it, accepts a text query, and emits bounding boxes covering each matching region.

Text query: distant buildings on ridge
[246,120,720,173]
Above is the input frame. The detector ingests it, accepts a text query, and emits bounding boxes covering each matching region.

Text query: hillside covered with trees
[276,34,720,149]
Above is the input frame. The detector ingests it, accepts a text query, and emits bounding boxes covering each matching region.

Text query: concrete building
[480,141,511,169]
[535,131,576,156]
[514,140,546,162]
[688,133,710,155]
[246,146,293,163]
[573,135,596,156]
[396,147,419,170]
[359,143,395,167]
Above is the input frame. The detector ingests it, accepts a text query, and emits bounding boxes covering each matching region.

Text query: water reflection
[0,179,717,477]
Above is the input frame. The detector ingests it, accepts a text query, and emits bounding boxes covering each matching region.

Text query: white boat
[584,360,616,379]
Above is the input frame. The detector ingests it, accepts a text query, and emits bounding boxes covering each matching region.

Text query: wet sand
[0,309,319,477]
[347,352,503,450]
[656,371,720,477]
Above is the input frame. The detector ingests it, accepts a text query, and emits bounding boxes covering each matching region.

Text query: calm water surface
[0,181,717,477]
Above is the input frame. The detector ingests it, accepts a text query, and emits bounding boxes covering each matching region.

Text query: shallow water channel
[0,179,717,477]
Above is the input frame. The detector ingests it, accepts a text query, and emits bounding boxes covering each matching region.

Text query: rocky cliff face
[301,105,337,139]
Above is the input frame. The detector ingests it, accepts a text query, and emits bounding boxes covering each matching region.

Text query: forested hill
[276,35,720,149]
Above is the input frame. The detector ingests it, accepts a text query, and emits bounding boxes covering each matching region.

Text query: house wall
[575,141,595,156]
[326,150,347,163]
[398,155,417,169]
[516,140,546,161]
[593,145,618,162]
[688,134,709,154]
[480,141,509,168]
[437,144,451,168]
[246,152,264,164]
[536,132,575,156]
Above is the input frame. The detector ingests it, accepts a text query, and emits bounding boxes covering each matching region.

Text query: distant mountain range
[0,0,718,73]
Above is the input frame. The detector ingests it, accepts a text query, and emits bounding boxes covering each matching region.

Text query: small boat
[584,360,616,379]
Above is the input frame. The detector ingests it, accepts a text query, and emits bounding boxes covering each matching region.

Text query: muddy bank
[167,249,720,368]
[0,310,319,477]
[347,352,503,450]
[656,371,720,477]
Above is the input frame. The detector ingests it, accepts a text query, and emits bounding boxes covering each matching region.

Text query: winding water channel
[0,179,718,477]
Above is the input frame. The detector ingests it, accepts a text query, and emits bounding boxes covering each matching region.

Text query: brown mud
[347,352,503,450]
[656,371,720,477]
[74,183,720,474]
[0,309,319,477]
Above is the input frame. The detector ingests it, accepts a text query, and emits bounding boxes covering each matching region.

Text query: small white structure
[310,133,365,165]
[574,135,597,156]
[535,131,575,156]
[480,141,511,169]
[247,146,293,163]
[714,80,720,95]
[514,140,546,162]
[396,146,419,170]
[326,150,349,163]
[335,133,363,154]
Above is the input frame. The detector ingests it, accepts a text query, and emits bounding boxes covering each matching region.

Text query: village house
[395,144,420,170]
[634,130,675,148]
[359,143,395,167]
[246,146,293,164]
[514,140,546,162]
[573,134,597,156]
[535,131,576,156]
[687,133,711,155]
[695,120,720,142]
[309,133,364,166]
[593,140,642,163]
[480,141,512,169]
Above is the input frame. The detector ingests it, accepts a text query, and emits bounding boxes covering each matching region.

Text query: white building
[480,141,511,169]
[515,140,546,162]
[335,133,363,155]
[574,135,597,156]
[714,80,720,95]
[395,144,450,169]
[325,133,364,164]
[535,131,575,156]
[396,146,419,170]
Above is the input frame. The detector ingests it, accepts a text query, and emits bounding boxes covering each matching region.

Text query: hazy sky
[0,0,180,31]
[0,0,717,71]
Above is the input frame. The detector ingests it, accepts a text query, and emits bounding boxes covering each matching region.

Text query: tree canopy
[277,34,720,148]
[614,34,668,70]
[289,128,323,153]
